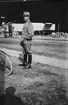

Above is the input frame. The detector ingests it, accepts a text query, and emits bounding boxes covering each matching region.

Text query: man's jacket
[22,20,34,41]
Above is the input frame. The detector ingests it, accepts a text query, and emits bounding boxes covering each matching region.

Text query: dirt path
[0,47,68,69]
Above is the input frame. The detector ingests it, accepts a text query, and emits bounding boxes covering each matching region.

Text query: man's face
[23,16,29,21]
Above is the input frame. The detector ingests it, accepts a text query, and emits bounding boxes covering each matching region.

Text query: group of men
[2,22,13,37]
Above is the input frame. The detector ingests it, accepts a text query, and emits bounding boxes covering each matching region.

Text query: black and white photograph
[0,0,68,105]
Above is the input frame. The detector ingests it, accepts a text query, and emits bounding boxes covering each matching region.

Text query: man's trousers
[21,40,32,65]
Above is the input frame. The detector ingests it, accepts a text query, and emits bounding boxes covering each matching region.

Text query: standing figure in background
[2,22,7,38]
[8,22,13,37]
[20,11,34,69]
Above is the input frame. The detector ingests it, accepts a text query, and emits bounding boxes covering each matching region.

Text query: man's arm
[23,25,34,40]
[21,27,28,40]
[23,33,32,40]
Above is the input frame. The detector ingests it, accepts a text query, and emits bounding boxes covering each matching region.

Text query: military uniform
[2,22,7,37]
[20,11,34,68]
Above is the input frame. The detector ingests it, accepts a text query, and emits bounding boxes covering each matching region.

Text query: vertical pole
[58,23,60,32]
[58,23,60,37]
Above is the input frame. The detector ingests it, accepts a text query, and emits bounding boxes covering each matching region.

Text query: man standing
[20,11,34,69]
[8,22,13,37]
[2,22,7,38]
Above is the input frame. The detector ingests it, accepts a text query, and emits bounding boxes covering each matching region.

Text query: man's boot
[23,54,28,66]
[9,33,10,37]
[4,32,7,38]
[19,54,27,66]
[25,54,32,69]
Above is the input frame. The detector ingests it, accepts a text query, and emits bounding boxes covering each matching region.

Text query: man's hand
[23,33,32,40]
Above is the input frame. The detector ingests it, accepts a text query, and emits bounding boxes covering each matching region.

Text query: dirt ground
[0,36,68,105]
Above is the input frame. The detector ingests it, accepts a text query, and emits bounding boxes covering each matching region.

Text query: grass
[0,36,68,104]
[17,76,68,105]
[0,57,68,105]
[0,59,67,105]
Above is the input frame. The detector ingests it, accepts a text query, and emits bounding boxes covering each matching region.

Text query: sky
[0,1,68,24]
